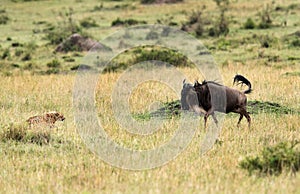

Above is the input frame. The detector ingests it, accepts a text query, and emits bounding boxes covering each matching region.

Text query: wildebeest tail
[233,74,252,94]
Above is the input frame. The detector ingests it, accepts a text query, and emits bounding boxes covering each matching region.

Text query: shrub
[102,46,193,73]
[291,39,300,47]
[217,10,229,36]
[62,56,75,62]
[24,41,37,51]
[240,141,300,176]
[157,16,178,26]
[111,18,147,27]
[44,68,60,75]
[70,64,91,71]
[141,0,155,3]
[208,0,230,37]
[0,123,52,145]
[11,63,20,68]
[93,4,104,11]
[0,9,6,14]
[0,14,9,25]
[188,10,202,25]
[195,23,204,37]
[133,47,192,67]
[243,18,256,29]
[11,42,23,47]
[258,35,278,48]
[258,4,273,29]
[1,48,10,59]
[287,3,300,10]
[44,8,84,45]
[80,17,99,28]
[23,62,36,70]
[21,53,31,61]
[141,0,183,4]
[0,123,27,142]
[47,59,61,68]
[181,10,205,37]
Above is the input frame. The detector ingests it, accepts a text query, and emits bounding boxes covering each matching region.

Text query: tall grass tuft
[0,123,27,142]
[0,123,51,145]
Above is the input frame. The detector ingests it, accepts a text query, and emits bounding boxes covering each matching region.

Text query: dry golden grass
[0,62,299,193]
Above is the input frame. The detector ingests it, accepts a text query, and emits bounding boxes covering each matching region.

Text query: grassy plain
[0,0,300,193]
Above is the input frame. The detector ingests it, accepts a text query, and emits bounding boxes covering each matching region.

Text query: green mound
[135,100,299,120]
[239,141,300,176]
[247,100,298,114]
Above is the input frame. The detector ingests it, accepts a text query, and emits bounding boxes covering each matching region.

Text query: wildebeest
[181,79,206,115]
[193,75,252,128]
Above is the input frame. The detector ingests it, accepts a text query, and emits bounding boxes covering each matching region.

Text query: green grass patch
[239,141,300,176]
[134,99,299,121]
[247,100,299,114]
[111,17,147,27]
[103,46,194,73]
[283,71,300,76]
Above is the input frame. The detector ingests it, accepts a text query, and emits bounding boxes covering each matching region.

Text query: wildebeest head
[180,79,206,115]
[194,80,209,95]
[181,79,197,110]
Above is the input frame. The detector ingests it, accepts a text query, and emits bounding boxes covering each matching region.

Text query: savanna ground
[0,0,300,193]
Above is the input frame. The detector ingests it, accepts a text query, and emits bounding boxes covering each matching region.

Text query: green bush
[140,0,156,3]
[44,8,84,45]
[14,49,24,57]
[208,0,230,37]
[181,10,205,37]
[258,35,278,48]
[0,14,9,25]
[103,46,193,73]
[47,59,61,68]
[1,48,10,60]
[257,4,273,29]
[80,17,99,28]
[45,68,60,75]
[111,17,147,27]
[243,18,256,29]
[133,47,192,68]
[291,39,300,47]
[21,53,31,61]
[141,0,183,4]
[216,10,229,36]
[239,141,300,176]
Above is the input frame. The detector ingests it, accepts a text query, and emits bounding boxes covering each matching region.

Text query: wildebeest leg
[204,109,218,128]
[243,110,251,128]
[204,115,208,129]
[239,108,251,128]
[237,113,243,127]
[211,112,218,126]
